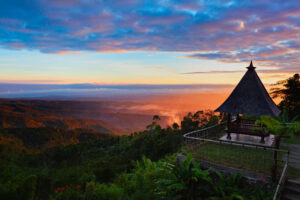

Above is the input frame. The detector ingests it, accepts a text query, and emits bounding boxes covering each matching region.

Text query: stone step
[287,179,300,188]
[288,157,300,161]
[282,159,300,165]
[281,192,300,200]
[284,185,300,195]
[290,150,300,155]
[281,180,300,200]
[290,156,300,160]
[288,163,300,170]
[282,155,300,163]
[287,153,300,158]
[287,159,300,163]
[288,161,300,165]
[285,152,299,156]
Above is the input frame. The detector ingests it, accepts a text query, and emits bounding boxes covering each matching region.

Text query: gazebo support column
[236,114,240,140]
[226,133,231,140]
[226,113,231,140]
[260,136,265,144]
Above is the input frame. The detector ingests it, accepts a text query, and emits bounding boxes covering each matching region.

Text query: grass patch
[185,142,285,176]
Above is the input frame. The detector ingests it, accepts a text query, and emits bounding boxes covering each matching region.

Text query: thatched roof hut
[215,61,281,117]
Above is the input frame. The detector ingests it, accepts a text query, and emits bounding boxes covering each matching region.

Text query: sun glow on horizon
[1,48,296,86]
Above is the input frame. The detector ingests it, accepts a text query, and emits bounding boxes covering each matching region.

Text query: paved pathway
[282,143,300,170]
[281,179,300,200]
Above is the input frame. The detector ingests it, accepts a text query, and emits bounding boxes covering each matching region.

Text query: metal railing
[183,121,227,140]
[273,161,288,200]
[183,122,290,178]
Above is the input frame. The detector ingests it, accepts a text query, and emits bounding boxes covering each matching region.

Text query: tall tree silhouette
[271,73,300,118]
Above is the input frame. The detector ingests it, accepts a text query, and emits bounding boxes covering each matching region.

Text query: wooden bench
[226,119,269,143]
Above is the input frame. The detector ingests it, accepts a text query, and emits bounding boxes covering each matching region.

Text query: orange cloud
[146,66,164,69]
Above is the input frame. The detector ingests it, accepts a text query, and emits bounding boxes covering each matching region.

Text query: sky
[1,0,300,86]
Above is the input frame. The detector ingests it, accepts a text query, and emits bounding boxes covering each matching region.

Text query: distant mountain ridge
[0,98,173,134]
[0,99,120,134]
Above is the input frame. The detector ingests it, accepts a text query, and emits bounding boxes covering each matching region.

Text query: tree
[180,111,221,134]
[172,123,179,130]
[180,112,200,134]
[271,73,300,118]
[146,115,161,131]
[152,115,161,121]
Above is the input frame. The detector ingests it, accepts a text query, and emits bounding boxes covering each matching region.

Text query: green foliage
[157,153,215,199]
[113,153,271,200]
[19,175,37,200]
[116,156,172,200]
[255,110,300,137]
[51,184,84,200]
[51,182,123,200]
[172,122,179,130]
[180,110,221,133]
[0,122,182,199]
[0,172,37,200]
[0,127,111,150]
[85,182,124,200]
[0,110,270,199]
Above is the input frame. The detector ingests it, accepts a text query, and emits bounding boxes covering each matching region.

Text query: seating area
[226,118,269,143]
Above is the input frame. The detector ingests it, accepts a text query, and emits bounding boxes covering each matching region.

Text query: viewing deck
[183,122,288,178]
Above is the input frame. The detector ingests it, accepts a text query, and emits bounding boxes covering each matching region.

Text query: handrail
[184,122,291,199]
[183,122,289,152]
[273,162,289,200]
[185,135,289,153]
[183,121,226,137]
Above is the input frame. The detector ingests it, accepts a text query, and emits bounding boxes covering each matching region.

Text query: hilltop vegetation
[0,99,117,134]
[0,110,273,199]
[0,121,182,199]
[0,99,172,134]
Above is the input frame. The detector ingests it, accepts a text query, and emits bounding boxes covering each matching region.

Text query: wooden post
[227,113,231,140]
[260,136,265,143]
[236,114,240,123]
[272,136,280,182]
[236,114,240,140]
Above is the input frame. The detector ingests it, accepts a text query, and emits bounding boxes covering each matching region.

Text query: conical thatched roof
[215,61,281,117]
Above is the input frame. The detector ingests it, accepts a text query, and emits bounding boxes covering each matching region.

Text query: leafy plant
[255,109,300,143]
[255,110,300,181]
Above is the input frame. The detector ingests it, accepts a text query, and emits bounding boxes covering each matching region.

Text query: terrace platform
[220,133,275,147]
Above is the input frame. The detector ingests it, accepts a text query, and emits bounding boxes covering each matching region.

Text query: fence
[272,162,288,200]
[183,122,289,179]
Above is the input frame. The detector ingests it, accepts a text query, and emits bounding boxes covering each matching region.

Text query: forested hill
[0,99,120,134]
[0,127,112,150]
[0,110,272,199]
[0,98,174,134]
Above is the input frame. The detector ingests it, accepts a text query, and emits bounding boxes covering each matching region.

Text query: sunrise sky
[1,0,300,85]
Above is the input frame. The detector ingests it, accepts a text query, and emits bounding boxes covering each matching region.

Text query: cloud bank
[1,0,300,69]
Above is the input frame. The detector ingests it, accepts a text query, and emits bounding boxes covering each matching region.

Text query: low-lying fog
[0,83,233,134]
